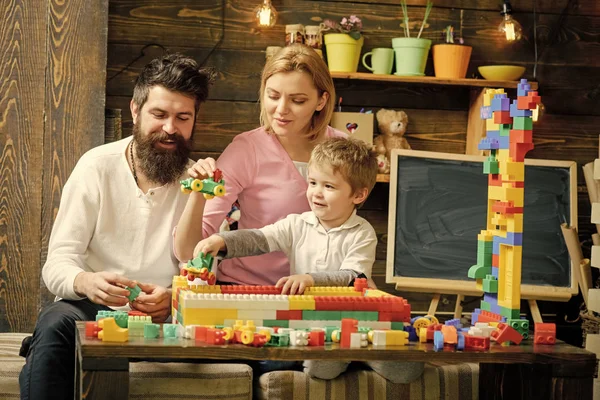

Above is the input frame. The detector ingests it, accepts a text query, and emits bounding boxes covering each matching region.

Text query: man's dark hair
[132,53,215,113]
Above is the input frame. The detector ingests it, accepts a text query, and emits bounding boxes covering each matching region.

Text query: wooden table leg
[479,362,593,400]
[79,357,129,400]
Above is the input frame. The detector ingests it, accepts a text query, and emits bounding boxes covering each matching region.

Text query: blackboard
[386,150,577,301]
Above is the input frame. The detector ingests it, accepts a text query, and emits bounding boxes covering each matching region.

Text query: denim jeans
[19,299,110,400]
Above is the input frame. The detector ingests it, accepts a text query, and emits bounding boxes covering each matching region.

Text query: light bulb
[255,0,277,28]
[498,14,523,41]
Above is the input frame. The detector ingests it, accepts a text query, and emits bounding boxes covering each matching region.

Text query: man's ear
[130,99,139,125]
[353,187,369,205]
[316,91,329,112]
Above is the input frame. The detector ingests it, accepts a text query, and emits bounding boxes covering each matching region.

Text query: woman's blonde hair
[259,44,336,141]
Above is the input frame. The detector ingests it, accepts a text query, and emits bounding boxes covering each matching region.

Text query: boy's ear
[353,187,369,205]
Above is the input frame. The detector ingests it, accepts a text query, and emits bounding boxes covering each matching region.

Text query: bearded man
[19,54,214,400]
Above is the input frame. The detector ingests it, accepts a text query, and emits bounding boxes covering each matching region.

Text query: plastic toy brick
[290,330,309,346]
[353,278,369,293]
[510,129,532,144]
[464,334,490,350]
[85,321,100,338]
[144,323,160,339]
[493,110,512,124]
[267,333,290,347]
[96,310,129,328]
[517,79,531,97]
[98,318,128,342]
[183,252,216,285]
[509,141,534,162]
[441,325,458,344]
[491,202,523,214]
[506,318,529,339]
[126,285,142,303]
[180,169,226,199]
[276,310,303,320]
[490,94,510,112]
[288,295,316,310]
[206,328,227,345]
[249,333,268,347]
[340,318,358,348]
[262,319,290,328]
[433,331,444,351]
[534,323,556,345]
[480,105,492,119]
[194,326,208,342]
[387,330,409,346]
[371,330,387,347]
[478,138,500,151]
[510,100,533,117]
[475,310,504,323]
[491,323,523,345]
[163,324,178,339]
[350,332,368,348]
[128,315,152,337]
[308,330,325,346]
[444,319,462,328]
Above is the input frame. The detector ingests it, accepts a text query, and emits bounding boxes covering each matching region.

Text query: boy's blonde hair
[308,137,378,206]
[259,44,336,141]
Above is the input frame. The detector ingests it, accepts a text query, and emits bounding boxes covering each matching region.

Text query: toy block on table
[85,321,100,338]
[534,323,556,345]
[97,318,128,342]
[491,323,523,345]
[96,310,129,328]
[144,323,160,339]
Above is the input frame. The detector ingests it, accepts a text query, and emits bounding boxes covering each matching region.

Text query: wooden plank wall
[106,0,599,315]
[0,1,108,333]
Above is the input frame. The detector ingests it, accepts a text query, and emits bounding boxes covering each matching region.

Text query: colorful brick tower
[468,79,541,336]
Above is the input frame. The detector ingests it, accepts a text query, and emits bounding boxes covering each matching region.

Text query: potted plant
[392,1,433,76]
[323,15,364,73]
[432,15,473,79]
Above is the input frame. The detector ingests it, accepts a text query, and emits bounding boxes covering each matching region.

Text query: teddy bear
[373,108,411,174]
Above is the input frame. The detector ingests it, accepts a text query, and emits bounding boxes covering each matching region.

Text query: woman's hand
[188,157,217,179]
[193,235,226,258]
[276,274,315,295]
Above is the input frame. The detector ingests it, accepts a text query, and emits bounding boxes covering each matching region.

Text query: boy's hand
[193,235,226,258]
[187,157,217,180]
[276,274,315,295]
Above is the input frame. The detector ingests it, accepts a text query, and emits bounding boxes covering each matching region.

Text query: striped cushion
[0,333,253,400]
[257,362,479,400]
[0,333,30,399]
[129,362,252,399]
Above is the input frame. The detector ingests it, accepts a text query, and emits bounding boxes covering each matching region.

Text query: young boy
[193,136,378,294]
[193,136,425,384]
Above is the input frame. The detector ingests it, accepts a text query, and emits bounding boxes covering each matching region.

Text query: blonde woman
[175,44,344,284]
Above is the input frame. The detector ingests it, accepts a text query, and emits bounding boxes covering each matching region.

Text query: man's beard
[132,122,192,186]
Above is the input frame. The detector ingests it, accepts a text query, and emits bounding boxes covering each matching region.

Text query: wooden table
[75,322,596,400]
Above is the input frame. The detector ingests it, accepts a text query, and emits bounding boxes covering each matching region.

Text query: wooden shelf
[330,72,538,90]
[376,174,390,183]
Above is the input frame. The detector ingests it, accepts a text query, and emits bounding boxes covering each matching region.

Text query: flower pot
[433,44,473,79]
[324,33,364,73]
[391,37,431,76]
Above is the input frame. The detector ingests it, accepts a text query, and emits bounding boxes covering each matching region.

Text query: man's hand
[193,235,225,258]
[73,271,136,307]
[130,283,171,322]
[276,274,315,295]
[187,157,217,180]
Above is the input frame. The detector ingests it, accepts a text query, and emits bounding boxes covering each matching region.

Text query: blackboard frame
[386,149,578,302]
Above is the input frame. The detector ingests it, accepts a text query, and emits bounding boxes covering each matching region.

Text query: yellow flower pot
[433,44,472,79]
[324,33,364,73]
